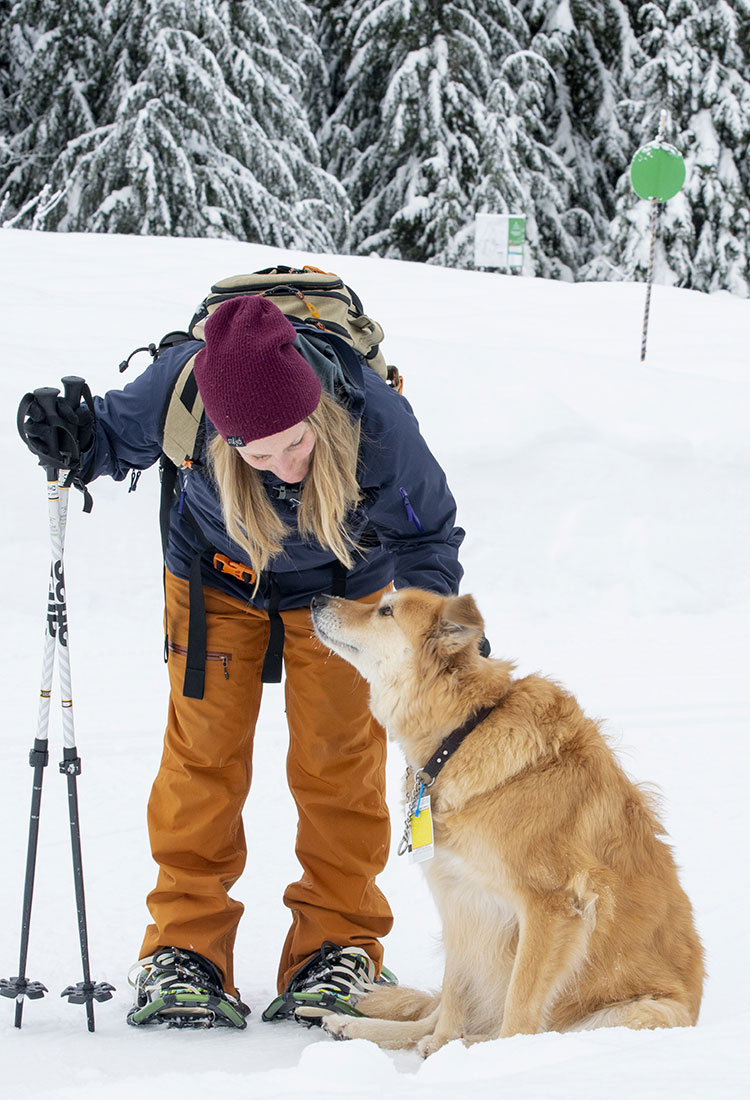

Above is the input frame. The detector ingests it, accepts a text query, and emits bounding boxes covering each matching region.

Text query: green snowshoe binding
[127,947,250,1029]
[262,941,397,1026]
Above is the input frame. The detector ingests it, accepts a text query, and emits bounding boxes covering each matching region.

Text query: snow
[1,227,748,1097]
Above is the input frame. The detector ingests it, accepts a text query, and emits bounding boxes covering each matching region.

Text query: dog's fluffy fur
[311,589,704,1056]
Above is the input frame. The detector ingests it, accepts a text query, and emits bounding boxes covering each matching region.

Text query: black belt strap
[261,578,284,683]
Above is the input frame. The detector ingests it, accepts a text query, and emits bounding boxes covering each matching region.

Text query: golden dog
[310,589,704,1056]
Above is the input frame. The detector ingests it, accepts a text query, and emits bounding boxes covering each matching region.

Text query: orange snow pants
[139,570,393,996]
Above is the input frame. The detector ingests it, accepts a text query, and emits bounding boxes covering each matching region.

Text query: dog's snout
[310,594,331,612]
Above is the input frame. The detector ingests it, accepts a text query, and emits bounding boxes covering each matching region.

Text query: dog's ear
[434,594,484,653]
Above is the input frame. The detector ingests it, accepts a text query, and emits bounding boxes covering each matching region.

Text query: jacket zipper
[167,641,231,680]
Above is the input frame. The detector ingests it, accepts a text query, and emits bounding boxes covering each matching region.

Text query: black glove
[478,635,491,658]
[18,385,94,471]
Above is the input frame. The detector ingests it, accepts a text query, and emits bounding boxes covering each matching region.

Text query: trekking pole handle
[32,386,62,414]
[61,376,86,410]
[17,386,60,438]
[17,388,62,474]
[17,386,86,475]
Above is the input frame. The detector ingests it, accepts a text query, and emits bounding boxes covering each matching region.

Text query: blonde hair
[209,391,362,589]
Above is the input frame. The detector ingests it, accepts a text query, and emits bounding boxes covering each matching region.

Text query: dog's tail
[356,984,439,1021]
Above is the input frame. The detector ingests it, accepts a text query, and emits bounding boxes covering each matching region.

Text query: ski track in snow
[0,230,748,1098]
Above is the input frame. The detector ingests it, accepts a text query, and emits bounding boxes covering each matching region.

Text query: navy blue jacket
[84,329,464,610]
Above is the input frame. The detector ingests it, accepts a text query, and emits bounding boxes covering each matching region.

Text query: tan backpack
[148,265,400,470]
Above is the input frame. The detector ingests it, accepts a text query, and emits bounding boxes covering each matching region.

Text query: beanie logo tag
[227,435,245,447]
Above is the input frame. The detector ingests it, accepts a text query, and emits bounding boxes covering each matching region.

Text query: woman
[22,292,464,1030]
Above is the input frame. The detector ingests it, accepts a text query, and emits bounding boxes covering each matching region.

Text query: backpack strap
[260,577,284,684]
[184,540,209,699]
[161,354,204,468]
[331,561,348,598]
[172,502,212,700]
[259,565,348,683]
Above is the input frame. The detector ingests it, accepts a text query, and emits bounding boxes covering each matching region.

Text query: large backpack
[120,265,400,698]
[122,265,401,471]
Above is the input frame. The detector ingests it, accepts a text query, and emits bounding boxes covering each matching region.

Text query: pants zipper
[167,641,231,680]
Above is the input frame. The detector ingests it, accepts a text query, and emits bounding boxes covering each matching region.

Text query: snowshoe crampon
[262,941,397,1026]
[127,947,249,1030]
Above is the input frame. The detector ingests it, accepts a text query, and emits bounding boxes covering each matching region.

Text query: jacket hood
[292,325,366,424]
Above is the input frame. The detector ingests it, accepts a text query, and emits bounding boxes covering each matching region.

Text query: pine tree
[321,0,498,265]
[315,0,359,134]
[1,0,346,248]
[0,1,105,227]
[225,0,343,243]
[322,0,576,270]
[518,0,642,274]
[0,0,13,203]
[476,21,579,278]
[0,0,13,110]
[597,0,750,294]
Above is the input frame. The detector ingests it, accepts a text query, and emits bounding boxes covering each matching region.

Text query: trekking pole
[3,379,114,1031]
[1,388,65,1026]
[52,377,115,1030]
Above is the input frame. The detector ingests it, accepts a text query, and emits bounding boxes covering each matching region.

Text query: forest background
[1,0,748,296]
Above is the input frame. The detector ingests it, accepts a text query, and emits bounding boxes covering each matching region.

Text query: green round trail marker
[630,141,686,201]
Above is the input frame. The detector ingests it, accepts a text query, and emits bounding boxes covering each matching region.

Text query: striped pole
[5,379,113,1030]
[52,378,114,1030]
[640,197,659,361]
[4,390,65,1027]
[639,109,668,363]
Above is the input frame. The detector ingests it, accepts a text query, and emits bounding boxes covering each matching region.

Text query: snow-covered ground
[1,228,748,1098]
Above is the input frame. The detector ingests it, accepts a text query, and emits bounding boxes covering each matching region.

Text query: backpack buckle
[213,553,256,585]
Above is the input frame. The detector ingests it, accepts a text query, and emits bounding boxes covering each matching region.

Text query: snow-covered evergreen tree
[521,0,641,272]
[0,1,105,227]
[224,0,343,243]
[475,26,579,278]
[315,0,359,134]
[2,0,747,293]
[0,0,12,108]
[322,0,577,271]
[1,0,346,249]
[323,0,495,265]
[0,0,12,195]
[593,0,750,294]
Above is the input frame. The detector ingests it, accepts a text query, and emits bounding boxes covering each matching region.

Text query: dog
[310,588,704,1056]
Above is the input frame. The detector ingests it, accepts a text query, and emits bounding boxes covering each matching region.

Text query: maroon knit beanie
[193,295,322,446]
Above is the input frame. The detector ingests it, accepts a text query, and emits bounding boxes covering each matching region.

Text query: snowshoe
[127,947,250,1029]
[262,941,397,1026]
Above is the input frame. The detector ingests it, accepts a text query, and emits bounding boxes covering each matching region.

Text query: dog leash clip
[398,769,427,856]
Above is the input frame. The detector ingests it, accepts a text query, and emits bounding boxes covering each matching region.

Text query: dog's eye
[379,605,393,616]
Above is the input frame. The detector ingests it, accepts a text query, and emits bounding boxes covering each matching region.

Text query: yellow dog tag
[408,795,434,864]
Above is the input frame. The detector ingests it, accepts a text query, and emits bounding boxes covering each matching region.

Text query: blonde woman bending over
[28,293,465,1030]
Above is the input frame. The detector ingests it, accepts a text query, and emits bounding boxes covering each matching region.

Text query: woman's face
[236,421,315,483]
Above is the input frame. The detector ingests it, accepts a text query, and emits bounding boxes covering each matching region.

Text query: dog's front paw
[417,1032,452,1058]
[321,1015,355,1041]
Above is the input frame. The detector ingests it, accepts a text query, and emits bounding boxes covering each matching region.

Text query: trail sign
[474,214,526,269]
